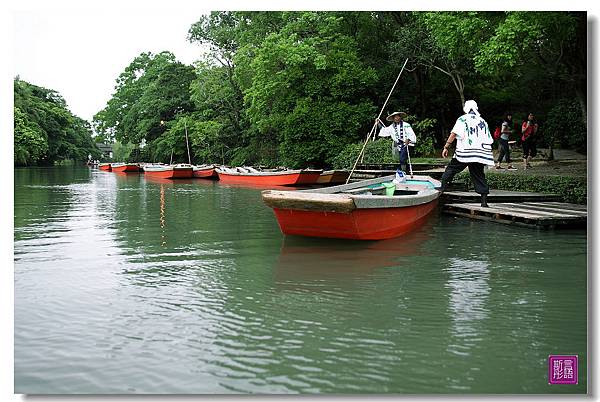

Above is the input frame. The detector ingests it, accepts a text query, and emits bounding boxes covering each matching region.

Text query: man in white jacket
[377,111,417,173]
[441,100,494,207]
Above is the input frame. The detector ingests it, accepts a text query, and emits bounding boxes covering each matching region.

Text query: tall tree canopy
[92,51,197,157]
[91,11,587,168]
[14,78,100,166]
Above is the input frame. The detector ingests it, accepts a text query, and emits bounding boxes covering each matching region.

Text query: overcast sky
[13,9,207,122]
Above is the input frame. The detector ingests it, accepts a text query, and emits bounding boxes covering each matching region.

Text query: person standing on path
[521,112,539,170]
[496,113,517,170]
[377,111,417,173]
[441,100,495,207]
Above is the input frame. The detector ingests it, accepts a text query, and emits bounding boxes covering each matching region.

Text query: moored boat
[216,167,322,186]
[316,170,350,184]
[110,162,140,173]
[143,163,194,179]
[98,163,112,171]
[262,174,441,240]
[192,164,218,179]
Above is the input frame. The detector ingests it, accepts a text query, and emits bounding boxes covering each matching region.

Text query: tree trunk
[574,84,587,126]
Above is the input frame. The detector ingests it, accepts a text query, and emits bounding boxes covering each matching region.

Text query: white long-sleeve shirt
[378,121,416,146]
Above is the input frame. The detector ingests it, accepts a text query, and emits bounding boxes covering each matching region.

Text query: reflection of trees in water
[14,167,94,234]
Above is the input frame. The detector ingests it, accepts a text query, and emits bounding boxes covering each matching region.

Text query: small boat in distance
[262,175,441,240]
[192,164,218,179]
[98,163,111,171]
[216,167,322,186]
[110,163,140,173]
[143,163,194,179]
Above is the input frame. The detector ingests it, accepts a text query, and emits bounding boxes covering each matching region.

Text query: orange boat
[262,175,441,240]
[192,164,218,179]
[216,167,322,186]
[98,163,111,171]
[143,164,193,179]
[110,163,140,173]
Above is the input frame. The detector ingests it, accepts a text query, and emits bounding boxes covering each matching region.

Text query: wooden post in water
[184,118,191,165]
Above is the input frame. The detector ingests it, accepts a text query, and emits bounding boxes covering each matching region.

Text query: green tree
[14,106,48,165]
[93,52,197,147]
[474,12,586,123]
[14,78,100,166]
[235,12,378,167]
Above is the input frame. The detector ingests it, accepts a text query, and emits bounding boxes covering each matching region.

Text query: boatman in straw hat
[377,111,417,173]
[441,100,494,207]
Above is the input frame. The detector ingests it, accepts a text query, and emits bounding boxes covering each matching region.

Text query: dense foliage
[14,79,100,166]
[85,11,586,168]
[456,171,587,204]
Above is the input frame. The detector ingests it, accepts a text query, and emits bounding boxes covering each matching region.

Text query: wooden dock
[443,201,587,229]
[443,189,562,203]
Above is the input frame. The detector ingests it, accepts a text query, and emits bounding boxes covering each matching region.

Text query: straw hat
[386,111,407,121]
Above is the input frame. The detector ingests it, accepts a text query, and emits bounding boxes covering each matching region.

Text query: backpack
[493,126,501,140]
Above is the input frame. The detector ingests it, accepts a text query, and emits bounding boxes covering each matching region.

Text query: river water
[14,166,587,394]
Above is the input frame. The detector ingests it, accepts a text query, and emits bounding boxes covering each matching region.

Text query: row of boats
[98,162,350,185]
[98,162,442,241]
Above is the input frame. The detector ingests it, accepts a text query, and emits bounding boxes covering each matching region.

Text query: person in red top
[521,113,539,170]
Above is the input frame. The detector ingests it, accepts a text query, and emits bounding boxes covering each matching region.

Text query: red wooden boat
[110,163,140,173]
[98,163,111,171]
[143,163,194,179]
[262,175,441,240]
[216,167,322,186]
[192,164,218,179]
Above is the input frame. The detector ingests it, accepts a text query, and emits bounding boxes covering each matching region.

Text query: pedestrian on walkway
[441,100,494,207]
[521,112,539,170]
[495,113,516,170]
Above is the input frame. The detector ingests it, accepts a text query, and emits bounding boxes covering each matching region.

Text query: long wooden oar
[405,143,414,178]
[345,58,409,184]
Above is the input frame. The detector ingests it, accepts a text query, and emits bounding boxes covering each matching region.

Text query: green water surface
[14,166,587,394]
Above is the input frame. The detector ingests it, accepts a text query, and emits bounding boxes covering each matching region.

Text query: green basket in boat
[382,182,396,196]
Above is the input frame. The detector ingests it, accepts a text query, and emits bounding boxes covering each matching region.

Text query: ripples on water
[14,167,587,394]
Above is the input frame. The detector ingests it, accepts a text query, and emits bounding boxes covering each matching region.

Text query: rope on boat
[346,58,410,184]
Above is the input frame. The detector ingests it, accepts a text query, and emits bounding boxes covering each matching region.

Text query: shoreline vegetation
[14,12,587,202]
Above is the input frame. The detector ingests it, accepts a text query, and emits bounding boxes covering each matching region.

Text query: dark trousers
[398,144,409,171]
[441,158,489,195]
[497,138,511,163]
[522,139,537,158]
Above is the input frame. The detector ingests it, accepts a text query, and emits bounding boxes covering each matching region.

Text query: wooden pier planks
[443,189,562,203]
[443,201,587,229]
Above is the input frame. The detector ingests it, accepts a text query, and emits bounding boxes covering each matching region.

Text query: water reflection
[274,222,434,289]
[445,258,491,342]
[14,167,587,394]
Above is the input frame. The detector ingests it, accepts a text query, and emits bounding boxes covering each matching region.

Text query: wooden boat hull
[271,199,438,240]
[111,164,140,173]
[218,171,302,186]
[262,174,441,240]
[193,167,217,179]
[98,163,111,171]
[294,170,323,185]
[217,169,322,186]
[316,170,350,184]
[144,168,193,179]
